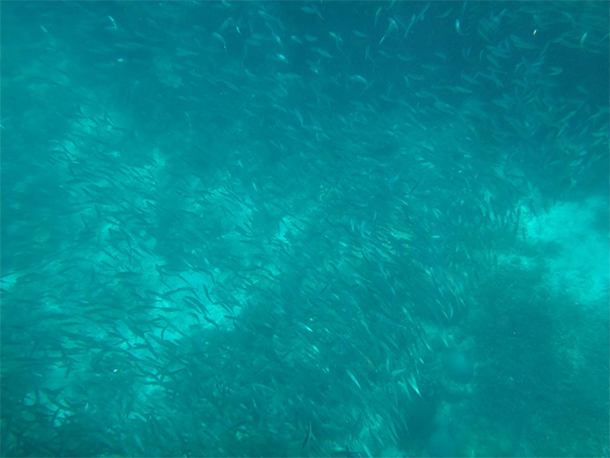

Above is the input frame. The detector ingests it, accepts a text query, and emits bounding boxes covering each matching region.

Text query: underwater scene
[1,1,609,457]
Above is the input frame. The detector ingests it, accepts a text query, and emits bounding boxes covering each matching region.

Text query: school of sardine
[1,1,608,457]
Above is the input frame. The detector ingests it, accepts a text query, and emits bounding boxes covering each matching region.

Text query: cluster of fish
[1,1,607,456]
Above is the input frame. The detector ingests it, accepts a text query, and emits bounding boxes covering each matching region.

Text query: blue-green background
[2,2,608,457]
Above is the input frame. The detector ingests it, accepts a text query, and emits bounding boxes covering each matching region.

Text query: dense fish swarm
[1,1,608,457]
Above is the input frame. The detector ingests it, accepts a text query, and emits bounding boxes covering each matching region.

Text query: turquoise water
[1,2,608,457]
